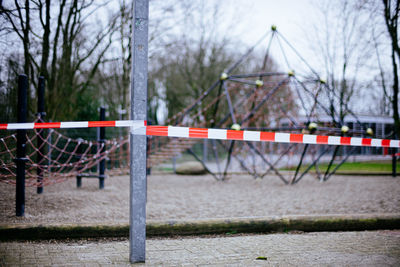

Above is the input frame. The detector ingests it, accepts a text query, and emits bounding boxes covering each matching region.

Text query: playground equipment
[0,26,395,190]
[145,25,384,182]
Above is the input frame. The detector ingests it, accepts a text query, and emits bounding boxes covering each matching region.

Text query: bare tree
[93,0,196,121]
[360,0,400,135]
[148,0,242,124]
[307,0,375,127]
[1,0,117,120]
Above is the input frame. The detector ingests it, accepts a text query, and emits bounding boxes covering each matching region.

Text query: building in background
[280,115,395,156]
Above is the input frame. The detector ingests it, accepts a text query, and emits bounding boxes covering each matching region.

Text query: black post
[146,137,151,175]
[48,125,52,180]
[76,138,84,188]
[15,74,28,216]
[77,175,82,187]
[37,76,46,194]
[99,107,106,189]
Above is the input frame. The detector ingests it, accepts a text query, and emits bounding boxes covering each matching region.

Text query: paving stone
[1,230,399,266]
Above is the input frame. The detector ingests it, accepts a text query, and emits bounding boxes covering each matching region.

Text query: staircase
[147,137,199,167]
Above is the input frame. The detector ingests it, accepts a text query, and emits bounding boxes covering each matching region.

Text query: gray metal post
[130,0,148,263]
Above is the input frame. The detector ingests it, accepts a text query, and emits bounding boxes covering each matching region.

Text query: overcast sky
[232,0,316,46]
[211,0,321,76]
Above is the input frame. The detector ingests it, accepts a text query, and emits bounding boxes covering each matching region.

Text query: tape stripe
[328,136,341,145]
[351,138,362,146]
[1,120,399,148]
[189,128,208,138]
[208,129,227,140]
[243,131,260,142]
[290,134,303,143]
[303,135,317,144]
[227,130,244,140]
[88,121,116,127]
[34,122,61,129]
[390,140,400,147]
[361,138,372,146]
[60,122,89,128]
[8,123,35,130]
[146,126,168,136]
[116,121,132,127]
[340,137,351,145]
[168,126,189,138]
[276,133,290,143]
[371,139,382,147]
[382,140,391,147]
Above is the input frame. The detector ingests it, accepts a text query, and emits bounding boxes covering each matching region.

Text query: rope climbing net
[0,128,129,186]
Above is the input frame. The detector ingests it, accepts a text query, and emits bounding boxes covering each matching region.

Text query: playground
[1,0,400,265]
[1,173,399,225]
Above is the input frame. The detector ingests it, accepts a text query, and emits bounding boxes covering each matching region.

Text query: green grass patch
[283,161,399,173]
[153,166,174,172]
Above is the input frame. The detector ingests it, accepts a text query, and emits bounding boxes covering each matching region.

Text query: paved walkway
[1,230,400,266]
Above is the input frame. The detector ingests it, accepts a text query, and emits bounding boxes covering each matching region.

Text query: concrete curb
[334,173,394,176]
[1,214,399,241]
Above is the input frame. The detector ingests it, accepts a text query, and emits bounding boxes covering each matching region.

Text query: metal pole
[146,120,151,175]
[15,74,28,216]
[130,0,148,263]
[99,107,106,189]
[118,106,125,169]
[37,76,46,194]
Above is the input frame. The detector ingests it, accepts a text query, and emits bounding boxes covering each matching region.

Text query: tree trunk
[39,0,51,79]
[391,47,400,138]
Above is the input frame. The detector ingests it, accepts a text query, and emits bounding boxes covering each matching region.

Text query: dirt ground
[1,173,400,224]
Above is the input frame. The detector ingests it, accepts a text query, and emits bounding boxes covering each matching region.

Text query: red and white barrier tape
[1,120,399,148]
[0,120,146,130]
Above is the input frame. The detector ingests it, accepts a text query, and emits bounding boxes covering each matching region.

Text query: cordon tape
[1,120,399,148]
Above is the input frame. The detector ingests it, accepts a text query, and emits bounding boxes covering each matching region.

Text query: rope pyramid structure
[147,26,379,183]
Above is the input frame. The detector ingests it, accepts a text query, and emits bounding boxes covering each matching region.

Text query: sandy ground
[1,173,400,224]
